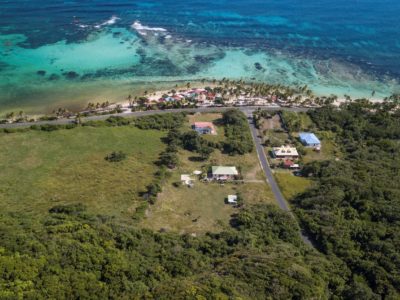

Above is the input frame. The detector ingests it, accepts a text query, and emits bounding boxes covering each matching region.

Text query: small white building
[211,166,239,180]
[227,195,238,204]
[181,174,193,186]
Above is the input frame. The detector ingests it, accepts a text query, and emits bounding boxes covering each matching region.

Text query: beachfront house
[272,145,299,159]
[211,166,239,181]
[299,132,321,148]
[193,122,216,135]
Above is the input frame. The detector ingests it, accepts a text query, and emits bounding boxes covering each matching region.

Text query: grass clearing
[298,112,314,130]
[274,171,314,200]
[301,131,341,164]
[186,112,225,142]
[0,126,165,221]
[141,146,275,234]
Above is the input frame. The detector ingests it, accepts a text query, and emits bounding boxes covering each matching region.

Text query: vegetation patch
[0,126,164,221]
[274,171,314,200]
[294,102,400,298]
[222,109,253,155]
[105,151,127,162]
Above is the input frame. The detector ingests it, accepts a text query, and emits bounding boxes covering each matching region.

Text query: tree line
[293,101,400,298]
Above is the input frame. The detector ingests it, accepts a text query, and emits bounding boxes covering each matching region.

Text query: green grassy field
[274,171,314,200]
[142,173,274,235]
[0,126,165,221]
[298,112,314,130]
[142,140,275,234]
[186,112,225,143]
[301,131,341,164]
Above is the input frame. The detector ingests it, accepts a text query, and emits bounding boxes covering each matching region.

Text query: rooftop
[273,146,299,156]
[194,122,214,128]
[212,166,239,176]
[299,132,321,145]
[227,195,238,204]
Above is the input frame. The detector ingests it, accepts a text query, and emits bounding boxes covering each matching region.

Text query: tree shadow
[213,118,224,127]
[229,213,240,228]
[188,156,206,162]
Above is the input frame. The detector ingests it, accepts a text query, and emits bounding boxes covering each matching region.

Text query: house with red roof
[193,122,217,135]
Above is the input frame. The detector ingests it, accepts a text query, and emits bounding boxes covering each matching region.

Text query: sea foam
[95,16,120,29]
[131,21,167,36]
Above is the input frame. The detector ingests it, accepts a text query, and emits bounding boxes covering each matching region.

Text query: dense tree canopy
[222,110,254,155]
[294,101,400,299]
[0,204,343,299]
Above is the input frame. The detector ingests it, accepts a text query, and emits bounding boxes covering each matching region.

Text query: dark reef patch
[254,62,263,70]
[194,55,213,64]
[62,71,80,79]
[80,73,94,80]
[48,74,60,81]
[186,65,201,74]
[0,61,10,72]
[36,70,46,76]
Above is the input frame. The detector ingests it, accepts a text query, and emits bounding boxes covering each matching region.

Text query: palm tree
[75,113,82,125]
[6,112,15,120]
[127,94,133,107]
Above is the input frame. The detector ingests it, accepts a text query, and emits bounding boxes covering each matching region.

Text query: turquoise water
[1,0,399,113]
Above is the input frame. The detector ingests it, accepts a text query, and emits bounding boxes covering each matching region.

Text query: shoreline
[0,80,387,122]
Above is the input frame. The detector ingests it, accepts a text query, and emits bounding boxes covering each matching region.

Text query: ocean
[0,0,399,113]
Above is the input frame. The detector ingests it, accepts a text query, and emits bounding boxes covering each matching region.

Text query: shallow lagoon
[1,0,399,113]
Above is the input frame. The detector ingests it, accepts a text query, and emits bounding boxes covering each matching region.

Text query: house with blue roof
[299,132,321,148]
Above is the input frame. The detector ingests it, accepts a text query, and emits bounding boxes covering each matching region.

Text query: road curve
[245,111,314,246]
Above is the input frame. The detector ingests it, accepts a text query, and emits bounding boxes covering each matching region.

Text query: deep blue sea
[0,0,399,112]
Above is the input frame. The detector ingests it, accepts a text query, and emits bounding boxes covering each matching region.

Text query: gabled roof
[212,166,238,176]
[299,132,321,145]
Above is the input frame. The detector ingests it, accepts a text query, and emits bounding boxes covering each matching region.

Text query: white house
[272,146,299,159]
[211,166,239,180]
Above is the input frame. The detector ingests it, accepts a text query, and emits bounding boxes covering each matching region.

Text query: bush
[173,181,182,188]
[106,116,131,126]
[135,113,186,130]
[105,151,127,162]
[49,203,87,215]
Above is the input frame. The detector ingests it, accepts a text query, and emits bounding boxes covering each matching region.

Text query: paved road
[245,111,314,246]
[0,106,308,129]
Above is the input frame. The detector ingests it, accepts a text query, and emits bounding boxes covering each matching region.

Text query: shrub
[40,124,60,131]
[135,113,186,130]
[105,151,127,162]
[106,116,131,126]
[49,203,87,215]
